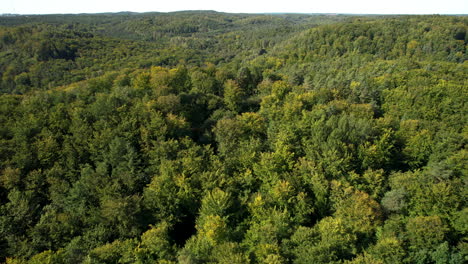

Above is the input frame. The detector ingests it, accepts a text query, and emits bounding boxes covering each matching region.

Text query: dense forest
[0,11,467,263]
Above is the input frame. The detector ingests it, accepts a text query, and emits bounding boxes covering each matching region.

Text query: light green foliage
[345,253,384,264]
[367,236,405,263]
[132,72,152,91]
[358,128,395,170]
[243,206,290,263]
[134,221,175,263]
[85,239,137,264]
[331,181,383,239]
[27,250,65,264]
[348,168,387,199]
[200,188,232,217]
[387,169,462,217]
[143,154,201,223]
[223,79,244,112]
[0,13,466,264]
[287,218,357,264]
[211,242,250,264]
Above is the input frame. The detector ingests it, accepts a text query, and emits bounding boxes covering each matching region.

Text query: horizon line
[1,10,467,16]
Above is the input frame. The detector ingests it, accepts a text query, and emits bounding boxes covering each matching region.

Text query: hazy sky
[2,0,467,15]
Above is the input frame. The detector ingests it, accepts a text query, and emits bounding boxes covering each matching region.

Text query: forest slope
[0,12,467,264]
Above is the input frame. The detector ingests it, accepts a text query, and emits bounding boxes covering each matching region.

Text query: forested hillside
[0,12,467,264]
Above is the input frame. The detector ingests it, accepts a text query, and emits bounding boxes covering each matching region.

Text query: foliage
[0,11,466,263]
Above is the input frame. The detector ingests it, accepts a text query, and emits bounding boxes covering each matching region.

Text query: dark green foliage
[0,12,466,264]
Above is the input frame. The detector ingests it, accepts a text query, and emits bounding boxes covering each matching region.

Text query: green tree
[223,80,244,112]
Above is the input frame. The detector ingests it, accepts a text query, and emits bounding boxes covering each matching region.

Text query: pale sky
[2,0,467,15]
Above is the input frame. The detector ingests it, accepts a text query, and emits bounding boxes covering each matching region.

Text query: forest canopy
[0,12,467,263]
